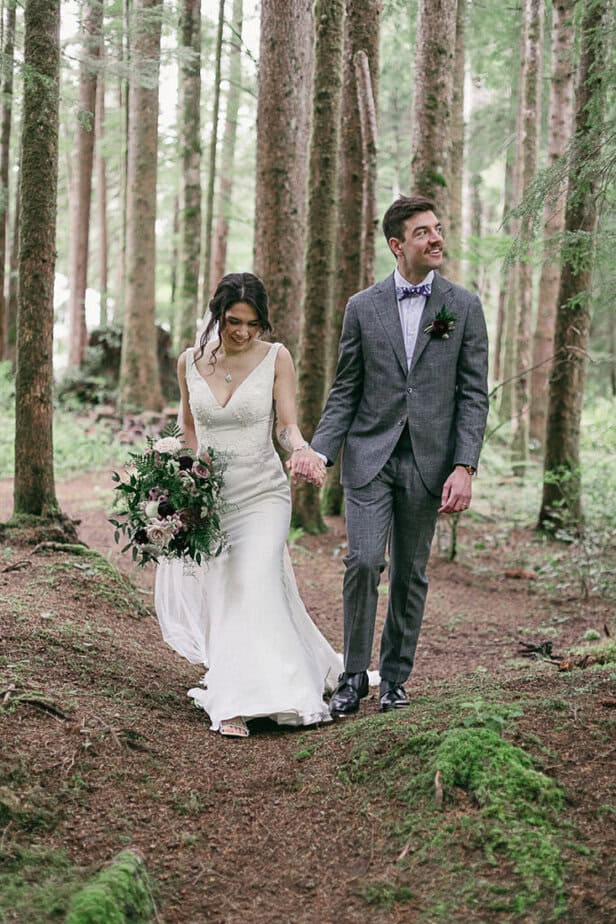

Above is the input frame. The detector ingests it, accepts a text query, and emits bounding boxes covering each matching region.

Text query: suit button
[407,386,413,394]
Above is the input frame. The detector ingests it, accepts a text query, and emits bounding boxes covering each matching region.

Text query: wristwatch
[457,464,476,476]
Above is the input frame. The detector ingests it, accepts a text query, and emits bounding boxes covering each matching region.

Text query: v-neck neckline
[191,344,273,410]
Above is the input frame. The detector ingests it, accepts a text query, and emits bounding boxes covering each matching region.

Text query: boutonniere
[424,305,456,339]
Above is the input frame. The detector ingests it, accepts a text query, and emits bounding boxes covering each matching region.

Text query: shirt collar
[394,268,434,291]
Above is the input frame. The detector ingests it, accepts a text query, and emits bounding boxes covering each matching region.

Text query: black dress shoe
[329,671,369,717]
[379,684,409,712]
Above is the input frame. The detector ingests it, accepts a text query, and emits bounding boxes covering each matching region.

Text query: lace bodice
[185,344,282,459]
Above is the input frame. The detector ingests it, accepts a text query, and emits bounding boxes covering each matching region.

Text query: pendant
[224,372,232,383]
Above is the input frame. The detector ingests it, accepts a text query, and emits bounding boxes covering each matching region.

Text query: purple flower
[158,500,176,518]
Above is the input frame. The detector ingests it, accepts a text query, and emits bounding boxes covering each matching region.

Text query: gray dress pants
[342,433,440,684]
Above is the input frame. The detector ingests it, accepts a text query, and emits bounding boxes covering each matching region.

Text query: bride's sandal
[219,717,249,738]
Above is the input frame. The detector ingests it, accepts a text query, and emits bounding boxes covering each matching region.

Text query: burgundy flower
[158,500,176,518]
[134,528,148,544]
[178,455,194,471]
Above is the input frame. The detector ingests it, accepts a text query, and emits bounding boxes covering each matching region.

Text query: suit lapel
[373,274,408,375]
[410,272,453,372]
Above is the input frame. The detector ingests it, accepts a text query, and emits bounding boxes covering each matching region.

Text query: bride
[155,272,343,737]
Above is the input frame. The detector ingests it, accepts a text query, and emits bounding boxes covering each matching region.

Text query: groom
[292,195,489,715]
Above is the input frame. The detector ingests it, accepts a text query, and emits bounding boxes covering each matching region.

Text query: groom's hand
[286,447,326,487]
[439,467,472,514]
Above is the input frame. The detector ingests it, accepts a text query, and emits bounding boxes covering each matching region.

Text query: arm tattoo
[278,427,293,452]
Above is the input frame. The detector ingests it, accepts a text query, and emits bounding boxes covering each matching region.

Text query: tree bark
[498,10,528,423]
[0,0,16,359]
[448,0,466,283]
[5,161,19,367]
[354,50,378,292]
[95,65,109,326]
[114,0,131,322]
[511,0,543,477]
[210,0,243,290]
[118,0,164,412]
[322,0,381,517]
[293,0,345,533]
[176,0,202,349]
[14,0,61,517]
[469,172,482,295]
[253,0,313,359]
[410,0,457,231]
[529,0,576,446]
[200,0,224,312]
[494,125,516,383]
[539,0,609,531]
[67,0,103,367]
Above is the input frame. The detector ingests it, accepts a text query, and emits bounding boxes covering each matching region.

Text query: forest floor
[0,469,615,923]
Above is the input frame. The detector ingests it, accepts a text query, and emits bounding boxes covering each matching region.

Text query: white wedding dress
[155,343,343,730]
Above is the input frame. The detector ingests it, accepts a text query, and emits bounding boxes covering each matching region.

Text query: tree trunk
[6,162,19,367]
[115,0,131,321]
[0,0,16,359]
[210,0,243,290]
[169,191,179,336]
[322,0,381,517]
[511,0,543,477]
[293,0,345,533]
[253,0,313,359]
[469,172,481,295]
[118,0,164,413]
[410,0,457,231]
[354,50,378,292]
[498,11,528,422]
[200,0,224,312]
[529,0,576,447]
[448,0,466,283]
[96,66,109,326]
[67,0,103,367]
[14,0,61,517]
[539,0,609,532]
[609,301,616,397]
[176,0,202,350]
[494,130,516,383]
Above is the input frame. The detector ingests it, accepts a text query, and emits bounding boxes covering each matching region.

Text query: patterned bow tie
[397,284,432,300]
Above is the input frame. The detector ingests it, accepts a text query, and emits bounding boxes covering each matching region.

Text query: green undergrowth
[572,638,616,665]
[329,690,576,921]
[0,361,123,481]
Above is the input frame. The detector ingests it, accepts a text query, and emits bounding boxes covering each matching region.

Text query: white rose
[153,436,183,455]
[146,518,176,548]
[144,500,160,519]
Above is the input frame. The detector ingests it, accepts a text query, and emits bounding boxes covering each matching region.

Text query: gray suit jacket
[311,271,489,495]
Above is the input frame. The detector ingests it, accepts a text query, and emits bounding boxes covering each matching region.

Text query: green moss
[434,727,565,897]
[338,696,571,917]
[0,845,87,921]
[65,850,156,924]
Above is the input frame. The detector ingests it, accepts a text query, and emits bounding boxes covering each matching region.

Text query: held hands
[286,446,327,488]
[439,466,472,515]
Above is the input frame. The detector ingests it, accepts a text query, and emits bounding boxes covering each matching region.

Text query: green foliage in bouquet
[110,425,226,566]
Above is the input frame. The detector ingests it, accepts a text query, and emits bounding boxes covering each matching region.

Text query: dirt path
[1,472,614,922]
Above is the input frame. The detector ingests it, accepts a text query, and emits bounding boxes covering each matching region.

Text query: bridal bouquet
[110,428,227,566]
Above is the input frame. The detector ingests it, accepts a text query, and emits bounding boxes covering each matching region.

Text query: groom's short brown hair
[383,195,438,243]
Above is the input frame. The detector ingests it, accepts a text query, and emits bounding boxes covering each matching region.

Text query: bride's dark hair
[195,273,272,366]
